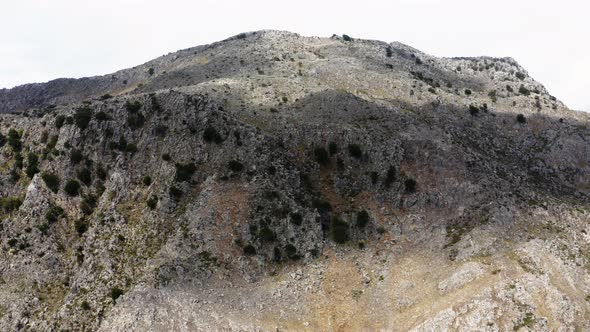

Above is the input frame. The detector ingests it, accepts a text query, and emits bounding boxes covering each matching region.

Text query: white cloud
[0,0,588,111]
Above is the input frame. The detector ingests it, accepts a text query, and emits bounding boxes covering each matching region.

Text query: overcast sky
[1,0,588,111]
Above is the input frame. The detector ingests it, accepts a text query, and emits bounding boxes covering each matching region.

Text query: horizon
[1,0,588,112]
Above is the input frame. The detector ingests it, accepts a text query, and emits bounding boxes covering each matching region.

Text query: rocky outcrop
[0,30,589,331]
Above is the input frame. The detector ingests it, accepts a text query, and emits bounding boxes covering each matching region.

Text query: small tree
[74,107,93,130]
[41,173,60,193]
[64,179,81,196]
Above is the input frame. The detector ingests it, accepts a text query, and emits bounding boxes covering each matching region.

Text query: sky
[0,0,588,112]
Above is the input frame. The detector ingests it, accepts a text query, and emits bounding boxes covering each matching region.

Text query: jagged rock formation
[1,30,590,331]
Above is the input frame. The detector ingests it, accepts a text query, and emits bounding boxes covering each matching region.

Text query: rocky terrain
[0,30,590,331]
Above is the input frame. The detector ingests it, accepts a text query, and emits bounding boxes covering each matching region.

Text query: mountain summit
[1,31,589,331]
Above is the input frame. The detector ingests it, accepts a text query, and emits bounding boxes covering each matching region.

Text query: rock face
[0,30,589,331]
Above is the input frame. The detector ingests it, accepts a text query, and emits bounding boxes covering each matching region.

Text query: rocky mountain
[1,30,590,331]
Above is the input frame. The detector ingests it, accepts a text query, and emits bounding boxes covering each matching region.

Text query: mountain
[1,30,590,331]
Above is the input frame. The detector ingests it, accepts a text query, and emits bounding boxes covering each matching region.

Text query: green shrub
[465,89,472,96]
[124,101,142,112]
[169,186,182,200]
[328,142,338,155]
[469,105,480,116]
[148,67,154,76]
[386,46,393,58]
[331,217,350,244]
[95,111,109,121]
[314,147,330,166]
[110,288,124,303]
[488,90,497,102]
[356,210,370,228]
[7,129,22,152]
[259,226,276,242]
[243,244,256,255]
[45,205,64,223]
[80,194,97,215]
[384,166,396,188]
[515,72,525,80]
[70,149,84,164]
[506,85,514,93]
[517,114,526,123]
[124,143,138,154]
[342,34,353,42]
[74,107,93,130]
[290,212,303,226]
[25,153,39,179]
[64,179,81,196]
[147,195,158,210]
[0,197,22,213]
[127,113,145,129]
[76,167,92,186]
[100,94,112,100]
[75,219,88,235]
[285,244,300,260]
[175,163,196,182]
[236,33,247,39]
[162,153,171,161]
[81,301,91,310]
[41,172,60,193]
[55,115,66,128]
[519,85,530,96]
[203,126,223,144]
[150,94,162,112]
[348,144,363,159]
[228,160,244,172]
[96,164,107,181]
[404,178,417,193]
[142,175,152,186]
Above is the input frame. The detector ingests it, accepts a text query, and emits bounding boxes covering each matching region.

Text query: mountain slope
[1,31,590,331]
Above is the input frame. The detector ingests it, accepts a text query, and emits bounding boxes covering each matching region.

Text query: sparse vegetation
[64,179,81,196]
[314,147,330,166]
[0,197,22,213]
[348,144,363,159]
[41,172,60,193]
[74,107,93,130]
[174,163,196,182]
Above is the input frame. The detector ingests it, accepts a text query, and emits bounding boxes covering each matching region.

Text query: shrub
[464,89,472,96]
[81,301,91,310]
[370,171,379,184]
[100,94,112,100]
[148,67,154,76]
[356,210,370,228]
[348,144,363,159]
[124,101,142,112]
[25,153,39,179]
[236,33,247,39]
[155,124,167,137]
[64,179,81,196]
[70,149,84,164]
[80,194,97,215]
[74,107,93,130]
[124,143,138,153]
[259,226,276,242]
[328,142,338,155]
[290,212,303,226]
[75,219,88,235]
[42,173,60,193]
[384,166,396,188]
[519,85,530,96]
[515,72,525,80]
[314,147,330,166]
[386,46,393,58]
[55,115,66,128]
[95,111,109,121]
[342,34,353,42]
[0,197,22,213]
[162,153,171,161]
[142,175,152,186]
[469,105,480,116]
[517,114,526,123]
[228,160,244,172]
[147,195,158,210]
[150,94,162,112]
[285,244,300,260]
[127,113,145,129]
[76,167,92,186]
[243,244,256,255]
[110,288,124,303]
[203,126,223,144]
[312,198,332,214]
[45,205,64,223]
[488,90,497,102]
[506,85,514,92]
[175,163,196,182]
[96,164,108,181]
[404,178,417,193]
[169,186,182,200]
[7,129,22,152]
[331,217,350,244]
